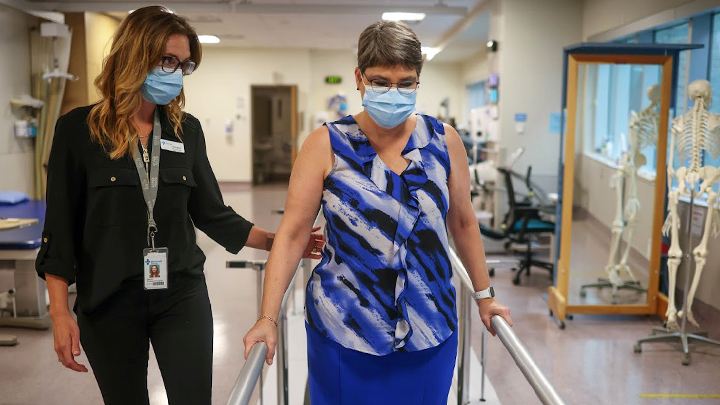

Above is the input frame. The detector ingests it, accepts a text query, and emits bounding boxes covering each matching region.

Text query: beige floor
[1,184,719,405]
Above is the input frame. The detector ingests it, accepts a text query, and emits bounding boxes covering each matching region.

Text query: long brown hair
[88,6,202,159]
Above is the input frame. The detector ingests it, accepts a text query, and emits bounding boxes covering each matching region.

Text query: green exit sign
[325,76,342,84]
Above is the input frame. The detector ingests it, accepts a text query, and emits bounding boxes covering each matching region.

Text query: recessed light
[382,12,426,22]
[198,35,220,44]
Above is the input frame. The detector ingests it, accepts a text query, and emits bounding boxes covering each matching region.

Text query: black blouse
[35,105,254,312]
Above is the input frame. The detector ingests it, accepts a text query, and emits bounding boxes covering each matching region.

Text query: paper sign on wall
[514,113,527,134]
[549,113,562,134]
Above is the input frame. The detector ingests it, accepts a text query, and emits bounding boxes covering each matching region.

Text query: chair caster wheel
[510,267,517,272]
[633,344,642,353]
[489,268,495,277]
[559,322,566,330]
[566,314,574,320]
[682,355,690,366]
[579,290,587,298]
[512,277,520,285]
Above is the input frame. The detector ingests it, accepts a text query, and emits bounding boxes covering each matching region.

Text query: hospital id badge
[143,248,169,290]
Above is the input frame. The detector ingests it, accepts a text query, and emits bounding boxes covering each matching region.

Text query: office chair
[479,166,555,285]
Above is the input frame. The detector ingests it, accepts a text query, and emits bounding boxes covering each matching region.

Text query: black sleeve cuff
[36,258,76,285]
[225,218,254,254]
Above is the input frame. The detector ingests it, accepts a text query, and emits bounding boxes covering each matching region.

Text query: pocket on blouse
[89,167,140,188]
[87,168,141,226]
[160,167,196,223]
[160,167,197,187]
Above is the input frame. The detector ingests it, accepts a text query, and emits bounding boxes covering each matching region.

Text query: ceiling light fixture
[198,35,221,44]
[382,12,426,22]
[422,47,441,61]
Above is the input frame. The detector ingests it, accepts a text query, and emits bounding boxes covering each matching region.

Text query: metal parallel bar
[457,287,471,405]
[449,247,566,405]
[491,317,566,405]
[226,343,268,405]
[226,262,301,405]
[256,267,265,405]
[480,327,486,402]
[276,264,295,405]
[227,214,321,405]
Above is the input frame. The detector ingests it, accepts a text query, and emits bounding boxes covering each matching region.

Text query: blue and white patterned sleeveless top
[305,114,457,356]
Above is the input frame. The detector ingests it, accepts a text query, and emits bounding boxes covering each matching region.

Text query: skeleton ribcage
[629,110,659,150]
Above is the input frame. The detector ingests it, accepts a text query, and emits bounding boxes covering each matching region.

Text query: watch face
[490,286,495,297]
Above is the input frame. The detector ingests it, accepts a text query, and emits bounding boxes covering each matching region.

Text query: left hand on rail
[301,226,325,259]
[478,298,512,336]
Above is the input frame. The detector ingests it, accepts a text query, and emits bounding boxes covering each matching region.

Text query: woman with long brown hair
[35,6,323,405]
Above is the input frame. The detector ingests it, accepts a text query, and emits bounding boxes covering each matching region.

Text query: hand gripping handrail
[227,213,320,405]
[226,261,300,405]
[448,248,567,405]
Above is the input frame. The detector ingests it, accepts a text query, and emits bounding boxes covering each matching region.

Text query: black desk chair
[479,167,555,285]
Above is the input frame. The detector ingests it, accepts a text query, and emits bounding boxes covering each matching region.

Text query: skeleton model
[580,86,659,302]
[0,289,15,316]
[607,85,660,289]
[664,80,720,330]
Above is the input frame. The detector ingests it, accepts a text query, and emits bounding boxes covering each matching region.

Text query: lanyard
[132,109,162,249]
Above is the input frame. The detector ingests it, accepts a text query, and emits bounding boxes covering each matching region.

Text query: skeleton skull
[688,79,712,107]
[647,84,661,104]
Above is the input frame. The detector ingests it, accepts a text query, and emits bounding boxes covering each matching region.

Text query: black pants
[77,274,213,405]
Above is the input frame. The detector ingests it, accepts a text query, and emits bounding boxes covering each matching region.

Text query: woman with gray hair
[243,21,511,404]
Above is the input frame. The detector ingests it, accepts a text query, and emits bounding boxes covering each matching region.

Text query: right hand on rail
[478,298,512,337]
[51,313,88,372]
[243,318,277,365]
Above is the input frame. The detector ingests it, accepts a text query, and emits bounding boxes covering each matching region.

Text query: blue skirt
[306,323,457,405]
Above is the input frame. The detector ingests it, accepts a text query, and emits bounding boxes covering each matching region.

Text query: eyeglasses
[362,73,419,95]
[161,55,196,76]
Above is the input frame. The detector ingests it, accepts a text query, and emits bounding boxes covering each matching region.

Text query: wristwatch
[472,286,495,300]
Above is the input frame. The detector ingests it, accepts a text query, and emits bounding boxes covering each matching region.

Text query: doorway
[251,85,297,185]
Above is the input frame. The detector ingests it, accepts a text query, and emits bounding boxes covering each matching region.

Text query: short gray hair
[357,21,424,76]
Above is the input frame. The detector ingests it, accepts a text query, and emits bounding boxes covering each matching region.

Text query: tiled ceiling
[30,0,488,62]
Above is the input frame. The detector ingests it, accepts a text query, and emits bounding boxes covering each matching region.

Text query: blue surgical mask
[361,80,417,129]
[141,67,183,105]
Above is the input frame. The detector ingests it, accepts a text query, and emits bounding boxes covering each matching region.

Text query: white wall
[84,12,119,104]
[0,5,36,195]
[308,49,361,131]
[497,0,583,186]
[183,48,312,183]
[459,50,491,127]
[416,61,463,122]
[582,0,713,40]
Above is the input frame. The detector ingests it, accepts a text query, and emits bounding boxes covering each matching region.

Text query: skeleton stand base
[634,192,720,365]
[580,278,646,305]
[634,329,720,366]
